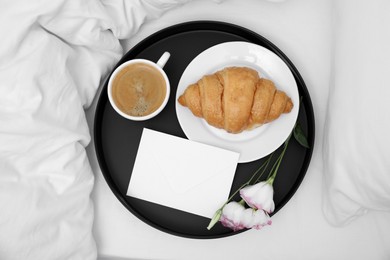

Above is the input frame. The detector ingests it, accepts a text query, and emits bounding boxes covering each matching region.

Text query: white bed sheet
[0,0,201,259]
[87,0,390,259]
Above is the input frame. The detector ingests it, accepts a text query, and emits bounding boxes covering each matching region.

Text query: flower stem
[249,154,273,185]
[251,154,273,184]
[226,154,273,203]
[267,133,292,185]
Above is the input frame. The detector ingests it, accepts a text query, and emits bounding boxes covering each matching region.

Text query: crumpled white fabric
[322,0,390,226]
[0,0,195,259]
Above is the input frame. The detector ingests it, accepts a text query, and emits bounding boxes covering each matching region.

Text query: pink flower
[220,201,272,231]
[220,202,246,231]
[241,208,272,230]
[240,181,275,213]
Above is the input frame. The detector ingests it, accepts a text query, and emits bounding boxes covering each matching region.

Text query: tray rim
[93,20,315,239]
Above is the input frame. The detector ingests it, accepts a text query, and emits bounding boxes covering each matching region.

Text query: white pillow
[322,0,390,226]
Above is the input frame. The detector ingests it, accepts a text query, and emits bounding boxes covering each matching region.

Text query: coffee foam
[112,63,166,117]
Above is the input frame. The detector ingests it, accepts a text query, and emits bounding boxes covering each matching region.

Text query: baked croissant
[178,67,293,134]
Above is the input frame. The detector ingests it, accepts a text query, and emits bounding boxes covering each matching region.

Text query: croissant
[178,67,293,134]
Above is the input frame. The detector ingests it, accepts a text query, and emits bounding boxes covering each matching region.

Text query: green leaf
[207,208,223,230]
[294,123,310,148]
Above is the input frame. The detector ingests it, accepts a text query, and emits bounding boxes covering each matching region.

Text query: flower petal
[240,181,275,213]
[220,202,246,231]
[251,210,272,230]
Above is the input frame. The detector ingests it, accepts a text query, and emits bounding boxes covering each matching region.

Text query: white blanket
[0,0,194,259]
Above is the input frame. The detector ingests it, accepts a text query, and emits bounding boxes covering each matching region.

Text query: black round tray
[94,21,315,239]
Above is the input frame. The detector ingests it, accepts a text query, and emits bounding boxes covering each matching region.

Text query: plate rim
[175,40,300,163]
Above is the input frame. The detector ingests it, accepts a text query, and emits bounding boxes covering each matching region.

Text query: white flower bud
[240,181,275,213]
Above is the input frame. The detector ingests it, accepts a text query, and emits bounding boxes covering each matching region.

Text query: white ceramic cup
[107,52,171,121]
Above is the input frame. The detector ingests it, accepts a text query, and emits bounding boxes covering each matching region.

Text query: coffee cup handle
[156,52,171,68]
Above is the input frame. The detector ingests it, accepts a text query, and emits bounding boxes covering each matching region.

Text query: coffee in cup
[108,52,170,121]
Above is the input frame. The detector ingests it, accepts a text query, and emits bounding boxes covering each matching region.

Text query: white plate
[175,41,299,163]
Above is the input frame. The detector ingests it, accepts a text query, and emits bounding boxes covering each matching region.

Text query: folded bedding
[0,0,195,259]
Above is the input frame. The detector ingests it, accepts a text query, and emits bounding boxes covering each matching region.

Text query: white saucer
[175,41,299,163]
